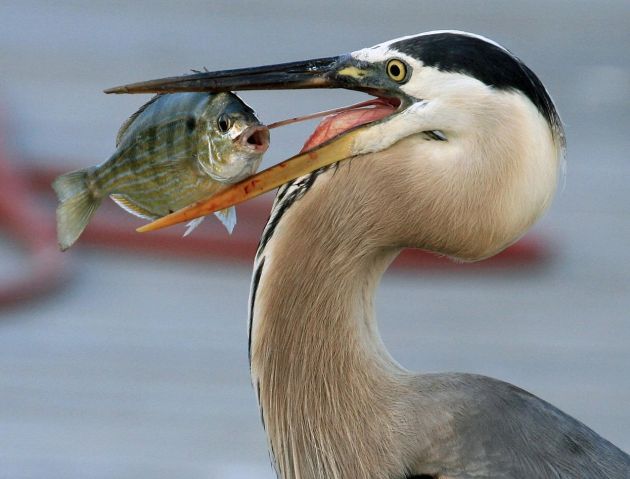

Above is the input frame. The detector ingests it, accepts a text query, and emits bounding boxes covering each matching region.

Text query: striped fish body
[92,94,221,219]
[53,92,269,250]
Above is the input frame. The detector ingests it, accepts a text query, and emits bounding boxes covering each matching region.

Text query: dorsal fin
[116,94,164,147]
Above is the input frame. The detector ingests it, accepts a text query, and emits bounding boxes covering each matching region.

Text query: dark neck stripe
[248,256,265,361]
[248,166,329,363]
[257,166,327,254]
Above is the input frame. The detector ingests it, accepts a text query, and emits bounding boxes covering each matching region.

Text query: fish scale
[53,91,269,250]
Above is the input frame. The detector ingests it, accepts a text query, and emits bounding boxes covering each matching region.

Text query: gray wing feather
[413,373,630,478]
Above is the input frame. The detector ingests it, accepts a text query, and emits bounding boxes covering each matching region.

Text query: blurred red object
[26,166,553,271]
[0,111,66,307]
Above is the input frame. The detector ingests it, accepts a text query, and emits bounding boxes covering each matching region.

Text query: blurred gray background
[0,1,628,478]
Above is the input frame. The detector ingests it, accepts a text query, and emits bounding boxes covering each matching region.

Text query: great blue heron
[107,31,630,478]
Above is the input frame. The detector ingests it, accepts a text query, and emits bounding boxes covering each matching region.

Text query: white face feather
[351,40,422,72]
[348,30,562,158]
[348,37,496,157]
[346,32,562,261]
[351,32,502,103]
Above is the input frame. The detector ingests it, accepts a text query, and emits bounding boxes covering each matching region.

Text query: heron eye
[386,59,407,83]
[217,114,231,133]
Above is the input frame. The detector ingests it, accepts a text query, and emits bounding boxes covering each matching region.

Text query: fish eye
[386,59,408,83]
[217,114,231,133]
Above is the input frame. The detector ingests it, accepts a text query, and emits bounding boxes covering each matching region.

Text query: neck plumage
[249,164,412,479]
[245,101,560,477]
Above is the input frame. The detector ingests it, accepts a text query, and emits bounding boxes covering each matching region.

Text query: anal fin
[183,217,204,237]
[184,207,237,236]
[110,194,157,221]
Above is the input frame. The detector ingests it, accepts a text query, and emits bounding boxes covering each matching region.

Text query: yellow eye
[386,59,408,83]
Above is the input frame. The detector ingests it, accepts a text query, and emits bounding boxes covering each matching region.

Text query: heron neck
[249,168,409,479]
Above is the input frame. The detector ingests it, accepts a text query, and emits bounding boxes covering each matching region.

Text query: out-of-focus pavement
[0,1,629,478]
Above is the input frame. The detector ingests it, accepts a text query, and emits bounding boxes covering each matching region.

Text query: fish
[53,92,270,251]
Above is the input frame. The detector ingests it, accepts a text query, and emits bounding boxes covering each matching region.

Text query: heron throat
[247,163,413,479]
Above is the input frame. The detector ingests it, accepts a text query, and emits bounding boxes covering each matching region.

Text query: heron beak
[104,56,355,94]
[106,56,394,233]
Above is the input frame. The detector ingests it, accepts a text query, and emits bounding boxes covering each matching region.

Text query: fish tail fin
[52,169,101,251]
[214,207,237,234]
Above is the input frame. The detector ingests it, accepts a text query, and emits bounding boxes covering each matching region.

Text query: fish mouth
[237,125,270,154]
[105,54,409,233]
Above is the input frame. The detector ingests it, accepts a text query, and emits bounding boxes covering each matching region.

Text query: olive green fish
[53,92,269,251]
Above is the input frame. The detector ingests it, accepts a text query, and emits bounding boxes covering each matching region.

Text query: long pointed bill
[136,127,361,233]
[105,57,346,94]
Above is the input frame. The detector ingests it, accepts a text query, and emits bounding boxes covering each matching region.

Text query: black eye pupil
[218,117,229,132]
[390,64,401,77]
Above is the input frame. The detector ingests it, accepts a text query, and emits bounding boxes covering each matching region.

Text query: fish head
[200,92,269,183]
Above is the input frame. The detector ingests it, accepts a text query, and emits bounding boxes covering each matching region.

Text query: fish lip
[237,125,270,153]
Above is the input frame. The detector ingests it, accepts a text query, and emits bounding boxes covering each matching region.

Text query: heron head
[106,31,564,260]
